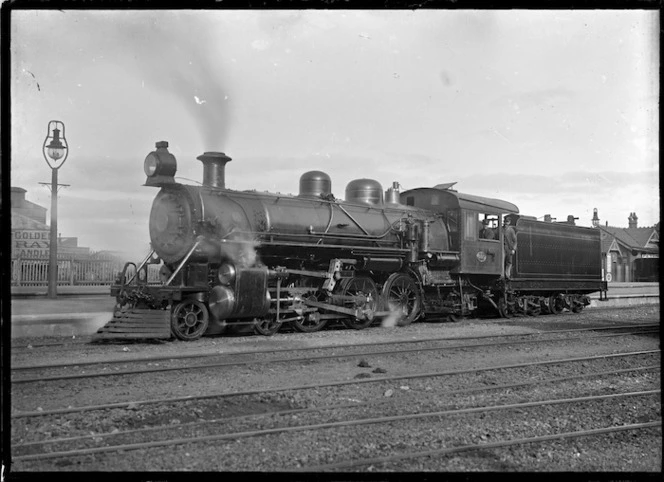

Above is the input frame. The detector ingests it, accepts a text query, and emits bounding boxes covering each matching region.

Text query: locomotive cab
[401,186,519,277]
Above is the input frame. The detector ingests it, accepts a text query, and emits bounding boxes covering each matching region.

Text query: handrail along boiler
[97,141,607,341]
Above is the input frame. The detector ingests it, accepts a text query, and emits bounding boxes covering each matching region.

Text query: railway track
[11,307,661,471]
[10,312,660,352]
[11,361,660,468]
[11,326,659,384]
[13,323,660,370]
[12,365,658,452]
[302,421,662,472]
[12,350,659,418]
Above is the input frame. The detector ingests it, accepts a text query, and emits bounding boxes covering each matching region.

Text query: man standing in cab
[503,217,517,279]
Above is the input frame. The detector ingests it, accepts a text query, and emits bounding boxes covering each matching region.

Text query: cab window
[446,209,460,250]
[464,211,477,241]
[478,213,499,241]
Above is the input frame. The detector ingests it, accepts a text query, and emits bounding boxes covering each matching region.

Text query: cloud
[456,169,658,196]
[493,87,576,112]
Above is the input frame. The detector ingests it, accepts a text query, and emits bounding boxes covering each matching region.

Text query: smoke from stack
[116,13,231,150]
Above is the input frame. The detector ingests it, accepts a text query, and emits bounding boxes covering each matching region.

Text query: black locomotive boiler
[95,141,607,341]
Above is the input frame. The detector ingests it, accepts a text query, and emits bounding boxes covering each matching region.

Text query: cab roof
[401,187,519,215]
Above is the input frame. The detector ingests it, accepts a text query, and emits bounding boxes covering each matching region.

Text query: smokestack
[11,187,27,206]
[197,152,232,189]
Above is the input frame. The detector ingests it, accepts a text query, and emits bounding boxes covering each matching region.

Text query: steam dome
[345,179,383,205]
[299,171,332,198]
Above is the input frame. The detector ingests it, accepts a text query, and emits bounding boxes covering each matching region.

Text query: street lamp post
[42,120,69,299]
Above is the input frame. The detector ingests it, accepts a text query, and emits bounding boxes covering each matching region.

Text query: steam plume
[117,13,231,149]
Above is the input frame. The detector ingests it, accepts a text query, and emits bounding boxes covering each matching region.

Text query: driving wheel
[340,276,378,330]
[254,317,282,336]
[381,273,422,326]
[292,291,328,333]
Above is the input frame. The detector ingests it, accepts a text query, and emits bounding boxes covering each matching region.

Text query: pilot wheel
[171,300,209,341]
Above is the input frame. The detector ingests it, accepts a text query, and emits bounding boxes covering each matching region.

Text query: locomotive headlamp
[144,141,178,186]
[144,155,159,176]
[217,263,237,286]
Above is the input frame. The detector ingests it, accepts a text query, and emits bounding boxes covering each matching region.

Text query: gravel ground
[8,304,661,473]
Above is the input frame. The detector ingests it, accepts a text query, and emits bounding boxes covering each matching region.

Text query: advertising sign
[13,230,50,257]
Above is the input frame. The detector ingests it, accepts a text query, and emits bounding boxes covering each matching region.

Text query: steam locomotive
[94,141,607,341]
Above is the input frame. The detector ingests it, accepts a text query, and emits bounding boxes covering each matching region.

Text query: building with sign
[11,187,126,288]
[11,187,90,258]
[592,209,659,283]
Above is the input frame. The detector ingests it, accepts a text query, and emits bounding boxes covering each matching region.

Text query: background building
[11,186,90,258]
[592,209,659,283]
[11,186,122,287]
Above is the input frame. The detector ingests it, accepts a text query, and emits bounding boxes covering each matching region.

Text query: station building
[592,209,659,283]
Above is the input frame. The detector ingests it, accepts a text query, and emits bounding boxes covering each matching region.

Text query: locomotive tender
[95,141,607,341]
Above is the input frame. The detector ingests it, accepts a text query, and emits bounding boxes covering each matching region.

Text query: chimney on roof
[628,212,638,229]
[11,187,27,207]
[592,208,600,228]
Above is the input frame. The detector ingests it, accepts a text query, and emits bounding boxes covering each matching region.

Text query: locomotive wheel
[254,317,282,336]
[292,315,328,333]
[340,276,378,330]
[549,295,564,315]
[498,297,513,318]
[292,292,328,333]
[572,300,585,313]
[171,300,209,341]
[526,299,541,316]
[381,273,422,326]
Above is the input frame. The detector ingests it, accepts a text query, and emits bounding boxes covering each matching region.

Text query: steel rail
[10,315,660,356]
[13,364,660,451]
[11,349,660,419]
[10,318,659,354]
[11,322,659,371]
[12,390,661,462]
[300,421,663,472]
[11,329,660,384]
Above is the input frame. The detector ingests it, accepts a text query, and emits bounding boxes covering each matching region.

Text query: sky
[10,9,660,259]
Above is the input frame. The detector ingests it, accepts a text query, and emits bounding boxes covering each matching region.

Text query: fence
[11,254,126,287]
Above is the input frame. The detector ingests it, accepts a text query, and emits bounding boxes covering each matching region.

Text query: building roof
[11,212,49,231]
[623,227,658,247]
[598,225,659,254]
